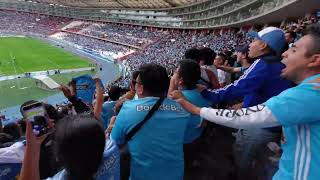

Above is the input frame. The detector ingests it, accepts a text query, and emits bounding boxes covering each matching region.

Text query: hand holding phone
[22,102,50,137]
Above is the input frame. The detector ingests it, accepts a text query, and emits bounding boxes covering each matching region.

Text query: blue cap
[248,27,285,54]
[235,44,249,54]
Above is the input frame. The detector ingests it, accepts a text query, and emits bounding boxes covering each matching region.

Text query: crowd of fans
[0,9,320,180]
[0,10,70,35]
[60,32,131,55]
[82,23,163,47]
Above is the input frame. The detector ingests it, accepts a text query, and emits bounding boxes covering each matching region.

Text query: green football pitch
[0,36,96,109]
[0,70,96,109]
[0,36,90,76]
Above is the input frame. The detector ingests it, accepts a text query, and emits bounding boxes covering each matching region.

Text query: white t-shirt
[217,69,231,85]
[0,141,25,163]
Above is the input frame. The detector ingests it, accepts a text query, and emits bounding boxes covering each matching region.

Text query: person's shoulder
[161,98,190,115]
[44,169,67,180]
[102,101,116,108]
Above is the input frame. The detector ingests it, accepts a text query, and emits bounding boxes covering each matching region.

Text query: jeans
[233,128,281,180]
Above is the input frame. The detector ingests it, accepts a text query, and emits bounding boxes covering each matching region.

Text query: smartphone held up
[21,102,50,137]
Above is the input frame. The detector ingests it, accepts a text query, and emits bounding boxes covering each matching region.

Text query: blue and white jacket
[201,54,292,108]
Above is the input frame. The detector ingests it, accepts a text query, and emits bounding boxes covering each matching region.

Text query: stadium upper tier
[34,0,206,9]
[0,0,319,29]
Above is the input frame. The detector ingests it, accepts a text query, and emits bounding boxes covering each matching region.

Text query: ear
[307,54,320,68]
[260,42,269,51]
[178,77,184,87]
[136,84,144,96]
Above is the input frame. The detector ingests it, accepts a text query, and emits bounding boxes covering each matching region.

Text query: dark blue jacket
[201,55,292,108]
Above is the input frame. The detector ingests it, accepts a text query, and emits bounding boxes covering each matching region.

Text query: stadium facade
[0,0,319,29]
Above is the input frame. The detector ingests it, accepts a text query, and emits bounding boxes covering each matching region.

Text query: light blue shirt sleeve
[44,170,66,180]
[265,84,320,126]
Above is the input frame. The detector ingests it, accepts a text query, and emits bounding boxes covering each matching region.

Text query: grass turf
[0,71,96,109]
[0,37,90,76]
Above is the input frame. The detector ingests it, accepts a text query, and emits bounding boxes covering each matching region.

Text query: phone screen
[22,103,50,136]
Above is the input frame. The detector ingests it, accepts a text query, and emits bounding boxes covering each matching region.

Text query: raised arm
[94,78,104,121]
[19,122,48,180]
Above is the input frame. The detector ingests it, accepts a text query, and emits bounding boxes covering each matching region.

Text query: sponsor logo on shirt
[136,104,183,112]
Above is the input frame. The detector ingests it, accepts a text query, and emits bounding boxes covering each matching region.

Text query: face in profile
[281,35,315,82]
[248,39,265,59]
[214,56,224,66]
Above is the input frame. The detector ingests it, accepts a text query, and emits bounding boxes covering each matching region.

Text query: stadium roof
[37,0,206,9]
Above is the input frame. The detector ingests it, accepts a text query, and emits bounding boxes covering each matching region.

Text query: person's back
[111,63,190,180]
[112,97,189,180]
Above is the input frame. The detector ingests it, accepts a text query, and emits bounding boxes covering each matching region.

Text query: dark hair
[131,70,140,87]
[178,59,201,89]
[44,104,61,121]
[184,48,201,63]
[216,53,227,63]
[54,114,105,180]
[3,123,21,140]
[199,47,216,65]
[17,119,26,135]
[108,86,121,101]
[137,64,169,97]
[305,24,320,57]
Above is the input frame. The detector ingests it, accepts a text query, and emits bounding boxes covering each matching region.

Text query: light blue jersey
[182,89,212,143]
[265,74,320,180]
[111,97,191,180]
[100,101,116,130]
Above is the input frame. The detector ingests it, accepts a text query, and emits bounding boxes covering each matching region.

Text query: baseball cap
[248,27,285,54]
[235,44,249,54]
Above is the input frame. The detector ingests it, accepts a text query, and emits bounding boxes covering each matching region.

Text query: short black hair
[178,59,201,90]
[216,53,227,63]
[137,64,169,97]
[44,104,61,121]
[199,47,216,65]
[305,24,320,57]
[184,48,201,63]
[108,86,121,101]
[3,123,21,140]
[131,70,139,86]
[54,114,105,180]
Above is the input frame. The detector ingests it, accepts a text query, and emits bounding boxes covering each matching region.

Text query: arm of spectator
[168,73,179,96]
[205,69,220,89]
[200,105,280,129]
[171,90,280,129]
[93,78,104,121]
[169,90,201,115]
[110,106,127,145]
[19,122,48,180]
[105,115,117,136]
[201,60,266,105]
[59,84,90,114]
[218,66,241,74]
